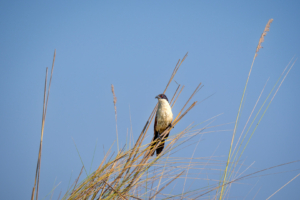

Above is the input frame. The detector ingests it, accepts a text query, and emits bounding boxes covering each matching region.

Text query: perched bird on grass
[151,94,173,156]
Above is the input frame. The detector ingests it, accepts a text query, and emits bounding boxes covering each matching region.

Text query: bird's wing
[150,114,158,156]
[156,127,170,156]
[154,113,157,133]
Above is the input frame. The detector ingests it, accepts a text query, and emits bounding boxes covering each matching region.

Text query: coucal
[151,94,173,156]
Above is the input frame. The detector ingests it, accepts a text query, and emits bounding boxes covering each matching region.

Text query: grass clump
[62,53,207,199]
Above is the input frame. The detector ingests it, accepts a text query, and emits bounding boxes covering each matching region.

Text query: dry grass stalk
[255,19,273,58]
[103,180,128,200]
[266,172,300,200]
[169,84,180,106]
[150,171,184,199]
[111,84,119,153]
[171,85,184,109]
[71,167,84,195]
[163,52,188,94]
[31,50,56,200]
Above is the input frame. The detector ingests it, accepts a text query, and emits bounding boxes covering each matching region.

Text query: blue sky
[0,1,299,199]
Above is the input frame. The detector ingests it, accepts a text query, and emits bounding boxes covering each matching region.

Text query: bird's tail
[150,132,169,156]
[156,132,169,156]
[150,132,159,156]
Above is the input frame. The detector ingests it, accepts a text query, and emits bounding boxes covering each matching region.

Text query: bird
[150,94,173,156]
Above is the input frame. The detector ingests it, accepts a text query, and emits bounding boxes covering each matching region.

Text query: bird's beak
[155,95,160,99]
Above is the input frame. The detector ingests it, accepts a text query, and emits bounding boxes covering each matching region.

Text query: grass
[31,50,56,200]
[31,19,299,199]
[218,19,297,200]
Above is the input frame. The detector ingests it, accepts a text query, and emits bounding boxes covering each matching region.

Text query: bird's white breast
[156,99,173,134]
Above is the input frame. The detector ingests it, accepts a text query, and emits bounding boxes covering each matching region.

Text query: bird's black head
[155,94,169,102]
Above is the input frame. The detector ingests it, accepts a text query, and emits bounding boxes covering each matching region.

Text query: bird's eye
[161,95,163,98]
